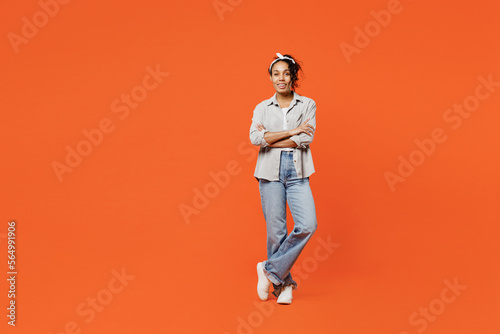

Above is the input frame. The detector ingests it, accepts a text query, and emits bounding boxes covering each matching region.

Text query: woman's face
[270,61,292,95]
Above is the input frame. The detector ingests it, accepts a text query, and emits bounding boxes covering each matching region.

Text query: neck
[276,91,294,103]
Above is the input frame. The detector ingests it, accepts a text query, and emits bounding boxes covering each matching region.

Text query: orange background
[1,0,499,333]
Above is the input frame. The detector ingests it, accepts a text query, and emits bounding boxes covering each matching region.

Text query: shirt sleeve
[249,103,269,147]
[290,100,316,148]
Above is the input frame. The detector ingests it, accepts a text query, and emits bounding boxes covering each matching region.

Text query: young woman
[249,53,318,304]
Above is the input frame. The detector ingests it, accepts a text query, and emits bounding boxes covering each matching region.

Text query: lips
[278,84,286,89]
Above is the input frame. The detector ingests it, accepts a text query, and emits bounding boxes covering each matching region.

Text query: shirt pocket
[288,109,305,129]
[264,109,282,132]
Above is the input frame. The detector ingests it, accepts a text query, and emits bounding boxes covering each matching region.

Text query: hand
[256,123,266,131]
[289,118,314,136]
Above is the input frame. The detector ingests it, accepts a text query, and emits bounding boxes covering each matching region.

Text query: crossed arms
[250,100,317,148]
[255,120,315,148]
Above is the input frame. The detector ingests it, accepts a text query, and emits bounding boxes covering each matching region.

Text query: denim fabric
[259,151,317,296]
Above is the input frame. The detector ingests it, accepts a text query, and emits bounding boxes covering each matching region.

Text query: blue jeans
[259,151,317,296]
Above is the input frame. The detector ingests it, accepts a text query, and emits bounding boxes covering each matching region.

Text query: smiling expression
[270,61,292,95]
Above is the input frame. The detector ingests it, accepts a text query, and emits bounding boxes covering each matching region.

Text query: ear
[269,75,273,81]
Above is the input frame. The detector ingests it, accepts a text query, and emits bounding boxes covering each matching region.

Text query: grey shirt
[249,91,316,181]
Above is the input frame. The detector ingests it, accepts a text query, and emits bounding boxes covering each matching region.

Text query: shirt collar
[266,91,303,108]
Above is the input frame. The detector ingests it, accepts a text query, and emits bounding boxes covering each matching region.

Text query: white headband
[269,53,295,72]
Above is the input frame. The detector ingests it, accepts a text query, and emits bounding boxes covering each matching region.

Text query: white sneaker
[277,285,293,305]
[256,262,272,301]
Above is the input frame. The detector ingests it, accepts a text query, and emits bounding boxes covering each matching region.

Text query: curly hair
[268,54,303,91]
